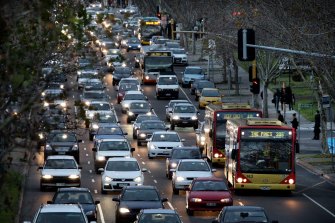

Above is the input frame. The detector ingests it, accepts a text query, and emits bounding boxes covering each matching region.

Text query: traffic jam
[25,3,281,223]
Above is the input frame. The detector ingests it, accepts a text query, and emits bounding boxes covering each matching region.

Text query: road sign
[299,103,313,109]
[238,29,255,61]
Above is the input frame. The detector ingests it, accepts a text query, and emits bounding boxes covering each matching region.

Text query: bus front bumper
[235,183,295,191]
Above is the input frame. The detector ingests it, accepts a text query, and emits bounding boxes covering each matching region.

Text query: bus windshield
[145,57,173,69]
[239,140,292,174]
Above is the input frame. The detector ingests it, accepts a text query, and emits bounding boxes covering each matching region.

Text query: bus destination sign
[241,129,292,139]
[217,111,260,121]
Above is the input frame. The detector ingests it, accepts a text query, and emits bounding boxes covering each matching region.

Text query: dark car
[136,120,167,146]
[134,209,182,223]
[165,146,203,179]
[44,130,82,163]
[126,100,153,123]
[112,185,168,223]
[127,37,141,52]
[117,83,139,104]
[112,66,133,86]
[132,114,160,139]
[47,187,100,221]
[186,177,233,216]
[93,125,127,143]
[212,206,278,223]
[194,80,215,101]
[89,113,119,141]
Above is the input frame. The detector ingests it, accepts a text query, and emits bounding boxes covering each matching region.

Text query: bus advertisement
[140,48,174,84]
[202,104,262,165]
[138,17,162,45]
[225,118,296,191]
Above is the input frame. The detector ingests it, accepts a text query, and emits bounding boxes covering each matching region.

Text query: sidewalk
[187,38,335,184]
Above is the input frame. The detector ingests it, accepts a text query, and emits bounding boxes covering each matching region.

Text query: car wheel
[173,186,179,195]
[133,132,137,139]
[137,141,141,146]
[193,124,198,130]
[186,208,194,216]
[89,134,94,141]
[195,96,199,101]
[101,185,107,194]
[170,123,175,130]
[40,183,46,192]
[127,118,131,124]
[148,154,153,159]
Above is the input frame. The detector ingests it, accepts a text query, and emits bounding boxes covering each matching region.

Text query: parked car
[171,159,215,194]
[169,103,199,130]
[47,187,100,221]
[39,155,82,191]
[112,185,168,223]
[134,209,183,223]
[212,206,278,223]
[186,177,233,216]
[166,146,203,179]
[100,157,146,193]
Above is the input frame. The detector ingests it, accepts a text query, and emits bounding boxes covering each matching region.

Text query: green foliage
[0,171,23,223]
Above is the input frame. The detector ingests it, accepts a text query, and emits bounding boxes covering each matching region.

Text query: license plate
[56,183,65,186]
[56,148,68,152]
[166,93,171,96]
[163,151,169,154]
[118,183,129,187]
[182,121,188,124]
[260,186,270,190]
[206,203,217,206]
[58,152,66,155]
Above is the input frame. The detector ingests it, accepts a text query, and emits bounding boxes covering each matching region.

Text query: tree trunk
[263,82,269,118]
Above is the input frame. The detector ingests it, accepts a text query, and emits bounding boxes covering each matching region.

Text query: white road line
[84,147,87,150]
[88,161,90,165]
[142,161,145,165]
[303,193,335,217]
[179,86,194,105]
[86,153,89,156]
[148,170,151,174]
[167,201,175,210]
[89,170,92,173]
[238,201,244,206]
[97,203,105,223]
[94,189,98,194]
[92,179,95,183]
[137,154,140,157]
[154,180,157,184]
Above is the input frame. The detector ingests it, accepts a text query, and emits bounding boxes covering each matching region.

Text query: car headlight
[150,144,156,150]
[85,210,94,216]
[220,198,232,203]
[145,76,150,80]
[176,176,185,182]
[172,115,179,120]
[77,71,82,75]
[43,101,49,107]
[146,111,152,115]
[38,133,44,140]
[60,101,67,108]
[85,101,90,106]
[89,113,94,118]
[60,84,64,89]
[128,111,134,116]
[124,103,130,108]
[97,156,106,161]
[137,44,141,48]
[191,115,198,120]
[41,92,46,97]
[92,124,99,129]
[191,198,202,202]
[42,174,53,179]
[104,176,112,182]
[119,207,130,213]
[68,174,80,179]
[134,176,142,183]
[139,133,146,138]
[45,144,52,150]
[173,88,179,91]
[170,162,177,168]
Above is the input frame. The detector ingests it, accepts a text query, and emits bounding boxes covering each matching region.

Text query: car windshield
[223,210,268,223]
[35,212,86,223]
[51,133,76,142]
[83,91,106,99]
[135,115,160,123]
[124,94,146,100]
[120,80,139,86]
[172,49,186,54]
[106,161,140,171]
[89,103,110,111]
[96,127,123,135]
[98,141,129,151]
[172,149,200,159]
[140,122,165,130]
[192,180,228,191]
[174,105,195,113]
[119,84,138,91]
[94,114,117,123]
[158,77,177,85]
[202,89,220,97]
[114,67,132,74]
[129,38,140,43]
[177,161,210,171]
[185,68,202,75]
[44,159,77,169]
[122,189,159,201]
[152,133,180,142]
[53,192,94,204]
[139,213,181,223]
[130,102,149,109]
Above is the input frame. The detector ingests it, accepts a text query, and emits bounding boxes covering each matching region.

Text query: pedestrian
[277,111,284,123]
[285,87,294,110]
[272,89,280,112]
[313,110,321,140]
[290,113,299,130]
[280,87,286,111]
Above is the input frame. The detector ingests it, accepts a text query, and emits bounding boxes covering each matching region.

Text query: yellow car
[198,88,222,109]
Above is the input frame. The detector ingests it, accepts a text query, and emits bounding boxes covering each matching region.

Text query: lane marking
[142,161,145,165]
[154,179,157,184]
[167,201,174,210]
[84,147,86,150]
[86,153,89,156]
[89,170,92,173]
[238,201,244,206]
[92,179,95,183]
[88,161,90,165]
[303,193,335,217]
[179,86,193,105]
[94,189,98,194]
[148,170,151,174]
[295,180,326,194]
[97,203,105,223]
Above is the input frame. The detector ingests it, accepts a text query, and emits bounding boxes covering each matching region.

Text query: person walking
[290,113,299,130]
[277,111,284,123]
[313,110,321,140]
[273,89,281,112]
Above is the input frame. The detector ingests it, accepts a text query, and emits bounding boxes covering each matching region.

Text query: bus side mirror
[231,149,237,160]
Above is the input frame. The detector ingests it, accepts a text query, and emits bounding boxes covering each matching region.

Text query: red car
[186,177,233,216]
[117,83,139,104]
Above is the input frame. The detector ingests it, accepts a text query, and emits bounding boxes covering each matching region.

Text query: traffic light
[156,12,161,19]
[250,78,260,94]
[156,6,161,19]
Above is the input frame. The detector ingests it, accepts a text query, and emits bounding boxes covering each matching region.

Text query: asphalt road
[19,48,335,223]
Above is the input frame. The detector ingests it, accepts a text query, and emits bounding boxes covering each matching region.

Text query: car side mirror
[131,121,135,124]
[78,166,83,169]
[197,111,200,115]
[170,169,176,172]
[95,200,100,205]
[98,168,104,172]
[145,138,151,142]
[211,168,217,172]
[92,148,97,152]
[165,105,168,108]
[78,139,83,143]
[38,166,43,170]
[195,129,200,134]
[117,121,121,124]
[165,127,169,130]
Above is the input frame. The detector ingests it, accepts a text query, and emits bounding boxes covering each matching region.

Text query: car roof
[141,209,178,214]
[124,90,143,95]
[173,103,195,107]
[179,159,206,163]
[46,155,76,160]
[124,185,157,190]
[169,100,189,104]
[224,206,266,211]
[185,66,202,69]
[153,131,178,135]
[192,177,226,182]
[98,137,127,142]
[40,204,82,213]
[140,120,164,124]
[57,187,91,192]
[172,146,199,150]
[129,100,149,104]
[202,88,218,91]
[107,157,137,162]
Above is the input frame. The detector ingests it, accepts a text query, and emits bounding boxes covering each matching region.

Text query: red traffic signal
[156,13,161,19]
[250,78,260,94]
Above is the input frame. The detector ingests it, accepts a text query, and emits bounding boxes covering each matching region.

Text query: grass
[0,171,23,223]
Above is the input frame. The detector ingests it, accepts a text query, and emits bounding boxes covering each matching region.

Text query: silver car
[169,103,199,130]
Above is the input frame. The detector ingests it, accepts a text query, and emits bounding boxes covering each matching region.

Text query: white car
[85,100,114,120]
[117,77,141,91]
[171,159,215,194]
[165,99,190,121]
[147,131,184,159]
[100,157,146,193]
[171,48,188,65]
[39,155,82,191]
[121,90,147,113]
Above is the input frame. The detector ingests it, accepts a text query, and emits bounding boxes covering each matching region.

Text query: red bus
[201,103,262,165]
[225,118,296,191]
